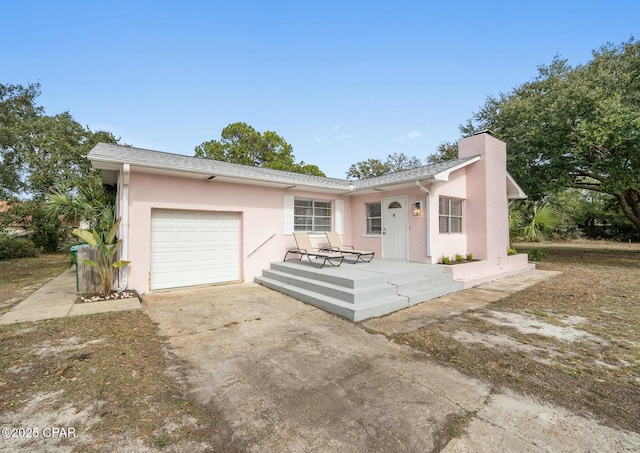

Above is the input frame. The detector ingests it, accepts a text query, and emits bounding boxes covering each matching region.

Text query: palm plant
[508,203,526,243]
[43,177,115,237]
[72,218,130,297]
[521,202,561,242]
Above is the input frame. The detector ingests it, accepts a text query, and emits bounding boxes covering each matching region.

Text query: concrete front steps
[254,259,464,322]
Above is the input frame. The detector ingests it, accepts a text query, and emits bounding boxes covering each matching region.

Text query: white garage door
[151,210,241,290]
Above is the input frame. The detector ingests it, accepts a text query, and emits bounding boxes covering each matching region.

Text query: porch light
[412,201,422,216]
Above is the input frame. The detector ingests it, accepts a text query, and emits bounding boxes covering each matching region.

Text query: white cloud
[393,131,423,143]
[311,127,349,144]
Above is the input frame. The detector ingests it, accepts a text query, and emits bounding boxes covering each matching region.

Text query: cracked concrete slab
[142,280,639,452]
[444,389,640,453]
[360,270,561,336]
[143,283,490,452]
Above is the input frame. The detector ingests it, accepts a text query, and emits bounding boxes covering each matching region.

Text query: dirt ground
[0,255,234,452]
[399,241,640,434]
[0,243,638,451]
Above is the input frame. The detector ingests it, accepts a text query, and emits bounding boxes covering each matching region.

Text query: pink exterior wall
[427,170,469,263]
[124,172,352,293]
[449,133,534,282]
[115,132,530,294]
[345,192,384,257]
[347,178,474,264]
[443,254,532,288]
[458,133,510,263]
[349,187,432,262]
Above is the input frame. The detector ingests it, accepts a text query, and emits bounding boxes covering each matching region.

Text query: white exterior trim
[335,200,344,235]
[283,194,294,235]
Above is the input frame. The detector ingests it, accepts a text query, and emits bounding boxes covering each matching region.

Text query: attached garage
[150,210,242,290]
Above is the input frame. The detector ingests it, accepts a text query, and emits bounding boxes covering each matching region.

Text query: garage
[150,210,241,290]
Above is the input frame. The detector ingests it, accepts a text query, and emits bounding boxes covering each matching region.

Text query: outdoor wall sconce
[412,201,422,216]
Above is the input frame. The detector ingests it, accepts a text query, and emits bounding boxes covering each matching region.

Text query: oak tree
[463,39,640,236]
[347,152,422,180]
[195,122,325,176]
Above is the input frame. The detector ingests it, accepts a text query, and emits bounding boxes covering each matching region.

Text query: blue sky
[4,1,639,178]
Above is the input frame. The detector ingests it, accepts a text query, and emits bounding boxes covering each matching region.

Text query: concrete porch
[254,259,464,321]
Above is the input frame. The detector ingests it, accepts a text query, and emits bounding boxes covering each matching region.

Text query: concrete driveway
[142,281,640,453]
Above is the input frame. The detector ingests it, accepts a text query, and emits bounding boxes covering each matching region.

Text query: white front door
[382,196,408,259]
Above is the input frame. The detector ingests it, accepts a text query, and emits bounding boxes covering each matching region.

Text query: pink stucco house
[88,131,533,318]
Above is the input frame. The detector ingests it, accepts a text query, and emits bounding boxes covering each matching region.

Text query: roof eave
[87,144,488,195]
[432,155,481,181]
[506,172,527,199]
[89,153,350,194]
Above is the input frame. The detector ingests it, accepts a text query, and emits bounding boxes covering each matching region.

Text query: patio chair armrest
[286,247,308,254]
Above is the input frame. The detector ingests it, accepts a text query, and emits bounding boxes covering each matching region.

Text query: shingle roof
[88,143,480,193]
[355,157,479,189]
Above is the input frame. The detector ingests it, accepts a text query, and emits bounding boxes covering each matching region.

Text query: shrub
[0,235,40,260]
[527,249,545,261]
[72,218,130,297]
[465,253,473,261]
[440,255,451,265]
[507,247,517,255]
[521,203,561,242]
[454,253,465,262]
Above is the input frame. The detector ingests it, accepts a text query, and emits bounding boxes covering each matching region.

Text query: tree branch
[572,182,603,192]
[572,170,605,182]
[617,190,640,233]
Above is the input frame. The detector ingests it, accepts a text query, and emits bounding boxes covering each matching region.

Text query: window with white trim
[294,198,332,232]
[366,202,381,235]
[439,197,463,233]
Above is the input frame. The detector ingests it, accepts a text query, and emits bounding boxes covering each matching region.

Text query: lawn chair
[324,231,375,264]
[284,232,344,268]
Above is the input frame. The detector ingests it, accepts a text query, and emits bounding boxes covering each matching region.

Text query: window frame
[439,197,463,234]
[365,202,382,235]
[293,198,333,233]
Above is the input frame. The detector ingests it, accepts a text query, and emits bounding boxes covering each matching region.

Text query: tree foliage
[194,122,325,176]
[463,39,640,236]
[426,141,458,164]
[1,83,119,201]
[0,83,42,198]
[1,82,120,251]
[521,202,562,242]
[44,177,116,237]
[346,158,388,180]
[385,152,422,171]
[347,152,422,180]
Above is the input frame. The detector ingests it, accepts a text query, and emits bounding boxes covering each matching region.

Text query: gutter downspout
[415,181,431,258]
[120,163,130,290]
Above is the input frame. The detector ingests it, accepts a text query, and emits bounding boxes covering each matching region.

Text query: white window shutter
[284,195,294,234]
[335,199,344,234]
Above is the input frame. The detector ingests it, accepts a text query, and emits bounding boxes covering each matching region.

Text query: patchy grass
[0,254,68,315]
[2,245,639,450]
[398,243,640,434]
[0,256,235,452]
[0,312,234,452]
